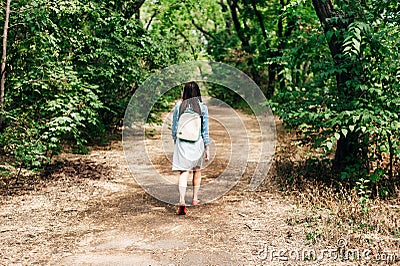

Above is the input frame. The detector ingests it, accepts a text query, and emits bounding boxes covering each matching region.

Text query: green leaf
[326,142,333,150]
[353,39,361,53]
[354,28,361,41]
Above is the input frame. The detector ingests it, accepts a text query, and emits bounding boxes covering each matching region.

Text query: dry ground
[0,100,399,265]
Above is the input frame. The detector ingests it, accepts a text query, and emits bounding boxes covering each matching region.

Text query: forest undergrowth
[268,119,400,256]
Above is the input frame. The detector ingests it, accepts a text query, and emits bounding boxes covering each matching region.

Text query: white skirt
[172,138,204,171]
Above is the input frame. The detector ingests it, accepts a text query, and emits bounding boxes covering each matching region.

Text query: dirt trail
[1,100,335,265]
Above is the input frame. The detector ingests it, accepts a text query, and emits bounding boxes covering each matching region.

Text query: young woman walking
[171,82,210,215]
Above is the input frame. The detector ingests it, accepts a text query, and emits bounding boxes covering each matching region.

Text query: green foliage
[1,0,179,171]
[356,177,371,207]
[2,62,102,168]
[208,83,251,112]
[50,0,178,129]
[147,85,182,124]
[273,0,399,197]
[1,0,398,202]
[142,0,225,61]
[103,0,400,201]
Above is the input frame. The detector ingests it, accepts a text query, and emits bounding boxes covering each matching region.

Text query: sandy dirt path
[0,100,345,266]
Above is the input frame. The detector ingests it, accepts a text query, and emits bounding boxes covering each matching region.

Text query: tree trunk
[227,0,250,49]
[219,0,233,35]
[265,0,284,99]
[1,0,11,130]
[227,0,263,88]
[117,0,145,19]
[312,0,360,169]
[251,0,267,41]
[275,0,285,95]
[250,0,271,96]
[133,0,145,20]
[277,0,295,93]
[266,0,290,99]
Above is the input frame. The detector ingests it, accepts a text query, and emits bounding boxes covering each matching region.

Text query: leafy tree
[274,0,399,194]
[0,0,179,173]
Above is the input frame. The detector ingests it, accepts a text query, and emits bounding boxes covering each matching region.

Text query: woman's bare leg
[178,171,189,205]
[192,169,201,201]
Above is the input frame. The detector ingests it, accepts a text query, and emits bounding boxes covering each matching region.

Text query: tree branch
[133,0,146,20]
[133,0,146,10]
[145,9,159,31]
[10,7,33,13]
[251,0,270,51]
[9,22,25,29]
[181,4,216,40]
[176,28,196,60]
[191,18,216,40]
[218,0,233,34]
[227,0,250,49]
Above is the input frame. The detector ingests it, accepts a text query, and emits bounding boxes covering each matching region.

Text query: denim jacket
[171,100,210,146]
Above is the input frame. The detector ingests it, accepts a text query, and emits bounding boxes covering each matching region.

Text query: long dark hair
[179,82,202,116]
